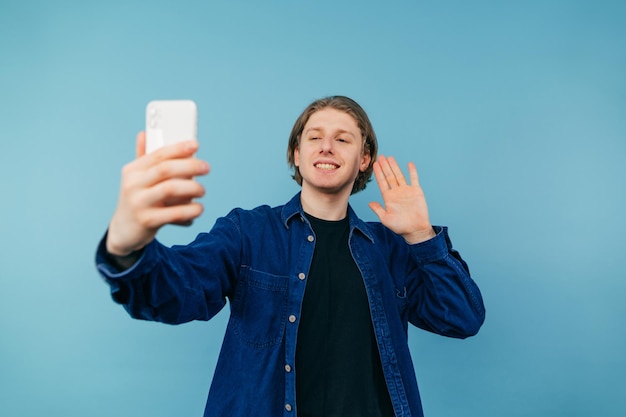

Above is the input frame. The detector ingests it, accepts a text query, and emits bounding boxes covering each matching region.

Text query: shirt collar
[281,192,375,243]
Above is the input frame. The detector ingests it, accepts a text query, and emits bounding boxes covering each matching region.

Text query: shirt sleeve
[404,226,486,338]
[94,215,242,324]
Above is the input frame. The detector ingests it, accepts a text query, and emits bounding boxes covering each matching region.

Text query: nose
[320,136,333,153]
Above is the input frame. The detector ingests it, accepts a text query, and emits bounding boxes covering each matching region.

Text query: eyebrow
[303,127,357,138]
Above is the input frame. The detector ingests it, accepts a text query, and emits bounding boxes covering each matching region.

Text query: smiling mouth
[315,163,339,170]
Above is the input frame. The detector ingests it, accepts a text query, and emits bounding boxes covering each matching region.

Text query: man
[96,95,485,417]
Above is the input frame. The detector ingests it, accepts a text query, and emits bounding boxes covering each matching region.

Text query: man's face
[294,108,371,197]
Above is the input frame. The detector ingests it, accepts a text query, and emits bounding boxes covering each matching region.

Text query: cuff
[94,231,153,279]
[408,226,451,263]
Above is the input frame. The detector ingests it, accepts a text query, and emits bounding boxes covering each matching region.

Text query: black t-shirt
[295,214,395,417]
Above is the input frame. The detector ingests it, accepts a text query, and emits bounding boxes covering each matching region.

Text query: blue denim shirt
[96,193,485,417]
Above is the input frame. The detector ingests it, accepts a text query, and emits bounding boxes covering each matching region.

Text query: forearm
[406,227,486,338]
[95,217,240,324]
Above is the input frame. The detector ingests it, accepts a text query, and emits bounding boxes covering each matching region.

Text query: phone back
[146,100,197,154]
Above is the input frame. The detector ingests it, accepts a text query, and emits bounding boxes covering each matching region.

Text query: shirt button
[307,235,314,242]
[285,404,293,412]
[289,315,297,323]
[285,364,292,373]
[298,272,306,281]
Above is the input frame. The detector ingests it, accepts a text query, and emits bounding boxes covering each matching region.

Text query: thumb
[368,201,385,220]
[136,131,147,159]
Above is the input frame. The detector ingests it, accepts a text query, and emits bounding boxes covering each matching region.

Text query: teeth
[315,163,337,170]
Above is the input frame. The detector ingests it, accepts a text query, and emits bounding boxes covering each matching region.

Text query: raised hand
[368,155,436,244]
[106,132,210,258]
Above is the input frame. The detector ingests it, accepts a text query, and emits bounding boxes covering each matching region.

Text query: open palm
[368,155,436,244]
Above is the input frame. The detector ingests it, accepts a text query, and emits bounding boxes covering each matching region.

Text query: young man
[96,96,485,417]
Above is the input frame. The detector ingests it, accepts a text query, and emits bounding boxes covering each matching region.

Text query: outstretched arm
[106,132,209,267]
[368,155,436,244]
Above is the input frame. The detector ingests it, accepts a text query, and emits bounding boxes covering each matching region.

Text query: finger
[144,158,210,187]
[135,140,200,171]
[387,156,408,186]
[140,203,205,229]
[372,160,390,191]
[378,155,400,187]
[141,178,206,207]
[408,162,420,186]
[136,131,146,159]
[368,201,385,220]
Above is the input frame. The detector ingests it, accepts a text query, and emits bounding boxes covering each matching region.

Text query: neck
[300,186,350,221]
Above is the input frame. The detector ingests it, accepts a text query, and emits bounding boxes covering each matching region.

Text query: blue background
[1,1,625,416]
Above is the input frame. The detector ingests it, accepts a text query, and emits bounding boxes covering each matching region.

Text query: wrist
[106,237,135,257]
[105,231,145,269]
[105,247,143,271]
[403,227,436,245]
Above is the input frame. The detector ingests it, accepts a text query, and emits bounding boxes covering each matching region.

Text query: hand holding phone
[106,102,206,260]
[146,100,198,154]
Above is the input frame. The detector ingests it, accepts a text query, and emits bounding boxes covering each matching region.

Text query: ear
[359,150,371,172]
[294,147,300,167]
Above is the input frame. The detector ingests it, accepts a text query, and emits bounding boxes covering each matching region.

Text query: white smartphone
[145,100,198,154]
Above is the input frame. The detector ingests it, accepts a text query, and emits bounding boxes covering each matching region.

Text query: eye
[337,137,348,143]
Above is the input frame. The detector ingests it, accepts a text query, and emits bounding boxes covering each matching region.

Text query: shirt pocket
[231,266,289,348]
